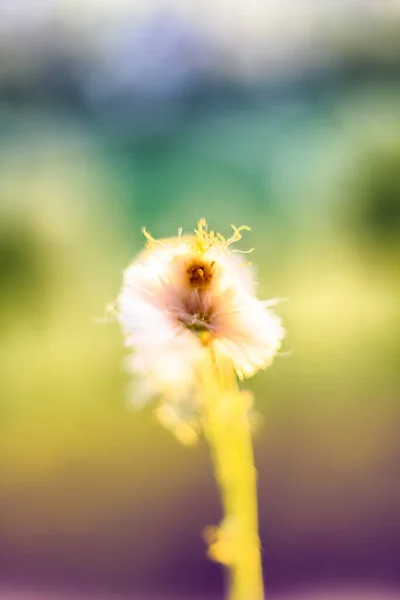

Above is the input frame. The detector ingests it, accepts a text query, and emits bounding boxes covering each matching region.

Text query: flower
[116,219,284,437]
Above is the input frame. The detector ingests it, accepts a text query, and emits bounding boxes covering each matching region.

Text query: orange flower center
[187,260,215,290]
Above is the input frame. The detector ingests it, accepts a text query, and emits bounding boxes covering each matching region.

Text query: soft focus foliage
[0,2,399,599]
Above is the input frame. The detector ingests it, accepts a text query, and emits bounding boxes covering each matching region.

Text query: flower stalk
[201,343,264,600]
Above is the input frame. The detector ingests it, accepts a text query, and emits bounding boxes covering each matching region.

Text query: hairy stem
[202,350,264,600]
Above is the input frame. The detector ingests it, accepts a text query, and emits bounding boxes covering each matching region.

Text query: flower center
[187,261,214,290]
[186,312,212,333]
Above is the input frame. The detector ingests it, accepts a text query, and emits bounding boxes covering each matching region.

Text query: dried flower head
[116,219,284,440]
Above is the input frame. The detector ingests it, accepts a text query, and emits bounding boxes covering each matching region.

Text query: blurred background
[0,1,400,599]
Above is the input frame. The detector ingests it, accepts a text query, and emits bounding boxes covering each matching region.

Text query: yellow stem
[201,349,264,600]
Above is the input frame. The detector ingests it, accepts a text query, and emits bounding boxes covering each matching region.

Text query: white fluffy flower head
[116,219,284,438]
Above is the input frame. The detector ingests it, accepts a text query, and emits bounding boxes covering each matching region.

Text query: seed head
[116,219,284,439]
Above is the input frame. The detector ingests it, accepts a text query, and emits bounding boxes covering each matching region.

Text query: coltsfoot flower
[116,219,284,439]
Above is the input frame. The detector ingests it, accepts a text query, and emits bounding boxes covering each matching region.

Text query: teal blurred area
[0,2,400,599]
